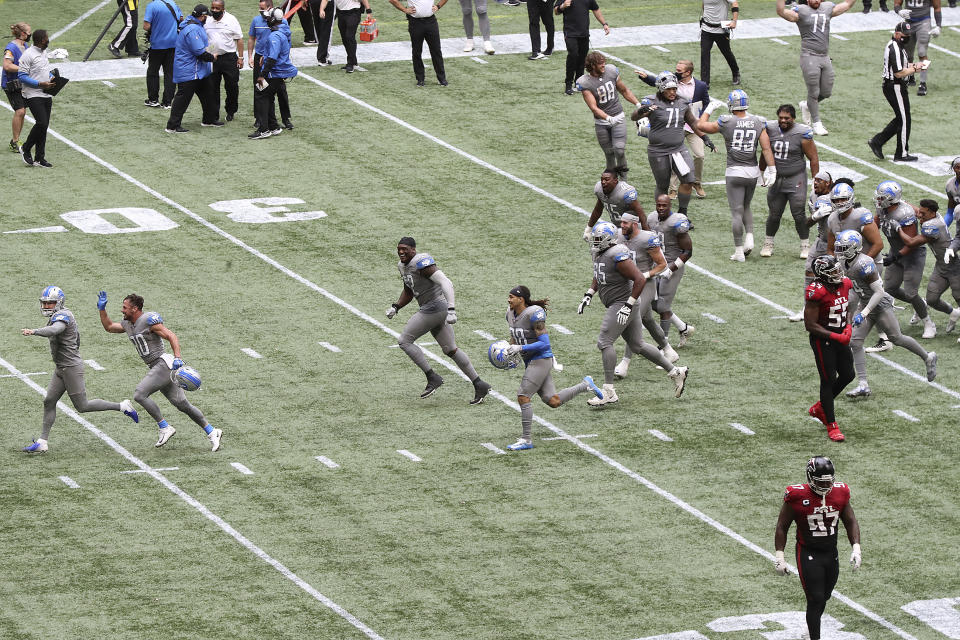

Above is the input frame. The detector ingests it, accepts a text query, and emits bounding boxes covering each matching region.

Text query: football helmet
[726,89,749,112]
[812,254,843,284]
[829,183,855,215]
[874,180,902,209]
[655,71,678,92]
[590,221,619,251]
[952,156,960,170]
[488,340,520,370]
[39,285,65,317]
[834,229,863,261]
[171,365,201,391]
[806,456,836,496]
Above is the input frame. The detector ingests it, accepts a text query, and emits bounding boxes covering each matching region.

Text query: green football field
[1,1,959,639]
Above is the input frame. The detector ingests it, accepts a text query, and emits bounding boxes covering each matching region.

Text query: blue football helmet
[590,221,619,251]
[834,229,863,261]
[655,71,678,92]
[874,180,902,209]
[171,365,201,391]
[829,183,855,215]
[727,89,749,111]
[39,285,65,317]
[488,340,520,370]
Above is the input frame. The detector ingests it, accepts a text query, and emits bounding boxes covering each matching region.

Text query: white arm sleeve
[862,278,886,316]
[429,269,455,308]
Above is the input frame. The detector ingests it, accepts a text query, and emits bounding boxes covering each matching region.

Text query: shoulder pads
[613,251,632,263]
[145,312,164,326]
[51,313,71,324]
[921,220,940,238]
[622,187,638,203]
[673,215,691,233]
[415,255,436,270]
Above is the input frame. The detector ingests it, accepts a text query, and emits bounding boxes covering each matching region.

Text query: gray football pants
[903,19,930,82]
[883,250,928,318]
[726,175,757,246]
[459,0,490,40]
[926,264,960,314]
[134,360,206,427]
[598,298,672,384]
[42,364,121,439]
[399,307,479,380]
[518,358,589,439]
[594,120,627,173]
[765,172,809,240]
[851,306,928,383]
[800,53,834,123]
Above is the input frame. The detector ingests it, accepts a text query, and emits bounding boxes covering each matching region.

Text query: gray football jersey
[46,308,83,368]
[809,194,830,244]
[617,228,663,272]
[593,243,635,307]
[718,114,766,168]
[844,254,893,308]
[903,0,931,20]
[594,180,639,225]
[945,175,960,208]
[876,202,917,253]
[646,94,691,155]
[828,207,877,255]
[701,0,734,33]
[397,252,444,308]
[647,211,692,262]
[766,122,813,176]
[796,2,834,55]
[576,65,623,119]
[122,311,167,365]
[920,215,951,264]
[506,304,546,346]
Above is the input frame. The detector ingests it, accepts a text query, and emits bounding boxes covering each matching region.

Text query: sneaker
[894,154,918,162]
[201,120,225,127]
[8,138,20,152]
[226,113,234,121]
[160,103,172,110]
[144,99,161,107]
[21,149,33,166]
[506,438,533,451]
[922,317,936,339]
[483,40,495,54]
[677,324,694,347]
[583,376,603,400]
[470,380,491,405]
[845,383,871,398]
[799,240,810,259]
[668,187,678,200]
[248,130,271,139]
[438,79,449,86]
[588,384,618,406]
[164,126,189,133]
[799,100,811,125]
[865,338,893,353]
[693,183,706,198]
[730,247,745,262]
[34,159,52,168]
[528,52,547,60]
[946,307,960,333]
[463,39,474,52]
[120,399,139,423]
[416,80,425,87]
[270,128,283,136]
[826,422,845,442]
[789,311,804,322]
[155,425,176,447]
[283,119,294,130]
[22,438,48,453]
[760,239,775,257]
[208,428,223,452]
[421,373,444,398]
[505,0,521,5]
[318,58,333,66]
[344,65,355,73]
[808,401,827,425]
[614,358,630,379]
[108,44,122,58]
[669,366,689,398]
[732,73,741,85]
[812,121,829,136]
[564,86,575,95]
[662,344,680,363]
[909,312,919,325]
[867,138,884,160]
[303,39,318,45]
[542,50,552,57]
[925,351,937,382]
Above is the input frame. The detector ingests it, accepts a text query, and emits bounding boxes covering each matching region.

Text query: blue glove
[97,291,107,310]
[853,313,864,326]
[172,358,184,369]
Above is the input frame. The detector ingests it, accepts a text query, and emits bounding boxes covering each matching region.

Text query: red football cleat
[808,401,827,425]
[826,422,845,442]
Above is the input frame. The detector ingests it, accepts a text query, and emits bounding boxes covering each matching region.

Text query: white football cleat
[760,238,775,257]
[845,383,871,398]
[865,338,893,353]
[482,40,494,54]
[799,239,810,259]
[155,425,176,448]
[614,357,630,379]
[208,428,223,452]
[812,121,829,136]
[120,399,139,423]
[587,384,618,406]
[669,366,688,398]
[947,307,960,333]
[909,312,919,325]
[789,310,804,322]
[463,39,474,52]
[925,352,938,382]
[662,344,680,363]
[22,438,48,453]
[730,247,745,262]
[677,324,694,347]
[799,100,811,125]
[922,317,936,339]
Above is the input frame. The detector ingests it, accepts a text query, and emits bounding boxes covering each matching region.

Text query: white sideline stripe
[928,42,960,59]
[951,26,960,34]
[470,56,488,64]
[770,38,791,45]
[0,371,47,378]
[481,442,507,455]
[58,475,80,489]
[318,341,342,352]
[701,312,726,324]
[102,80,116,87]
[869,353,960,400]
[543,434,597,440]
[550,324,574,335]
[51,0,112,41]
[84,359,105,371]
[0,354,385,640]
[648,429,673,441]
[953,404,960,409]
[832,34,849,40]
[397,449,422,462]
[4,226,68,234]
[7,92,921,640]
[651,45,670,52]
[121,466,179,474]
[728,422,755,435]
[474,329,496,340]
[231,462,254,475]
[241,348,263,359]
[387,341,437,348]
[770,315,790,319]
[892,409,920,423]
[315,455,340,469]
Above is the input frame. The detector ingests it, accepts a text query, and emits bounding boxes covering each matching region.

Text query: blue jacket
[173,16,211,83]
[143,0,182,49]
[263,28,297,78]
[249,16,290,56]
[639,74,711,110]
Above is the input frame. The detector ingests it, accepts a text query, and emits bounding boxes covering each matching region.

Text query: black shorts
[796,543,839,604]
[4,87,25,111]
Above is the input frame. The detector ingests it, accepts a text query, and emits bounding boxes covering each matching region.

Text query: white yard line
[241,348,263,359]
[51,0,112,41]
[315,455,340,469]
[59,475,81,489]
[701,312,726,324]
[928,42,960,59]
[481,442,507,455]
[892,409,920,423]
[397,449,422,462]
[728,422,755,435]
[0,354,385,640]
[832,34,849,41]
[770,38,791,45]
[0,371,47,378]
[550,324,574,335]
[473,329,496,340]
[84,359,105,370]
[120,466,180,474]
[470,56,488,64]
[648,429,673,442]
[231,462,255,475]
[651,45,670,52]
[102,80,116,87]
[318,341,342,352]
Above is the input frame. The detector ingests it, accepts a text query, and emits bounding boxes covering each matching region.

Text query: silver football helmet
[834,229,863,262]
[829,183,855,215]
[590,221,618,251]
[874,180,902,209]
[39,285,65,317]
[655,71,678,92]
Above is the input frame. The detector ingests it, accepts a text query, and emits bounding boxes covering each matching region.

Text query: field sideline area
[1,1,959,639]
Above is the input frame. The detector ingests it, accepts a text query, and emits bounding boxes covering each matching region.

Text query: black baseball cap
[894,21,911,35]
[193,4,210,16]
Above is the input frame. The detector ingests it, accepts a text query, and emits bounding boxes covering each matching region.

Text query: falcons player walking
[803,255,854,442]
[774,456,862,640]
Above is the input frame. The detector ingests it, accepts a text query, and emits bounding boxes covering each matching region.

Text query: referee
[868,21,921,162]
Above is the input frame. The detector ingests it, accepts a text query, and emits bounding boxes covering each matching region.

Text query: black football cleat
[470,380,492,405]
[421,373,444,399]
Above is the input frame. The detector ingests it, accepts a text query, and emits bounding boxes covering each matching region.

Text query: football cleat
[677,324,695,347]
[583,376,603,400]
[588,384,618,406]
[789,311,804,322]
[662,344,680,363]
[462,38,474,52]
[22,438,48,453]
[845,383,871,398]
[420,373,444,399]
[669,366,688,398]
[865,338,893,353]
[730,247,745,262]
[120,399,139,423]
[744,233,754,256]
[760,239,775,257]
[909,312,919,325]
[808,401,827,425]
[826,423,845,442]
[812,121,829,136]
[614,358,630,379]
[506,438,533,451]
[470,380,492,405]
[208,428,223,452]
[946,307,960,333]
[922,317,936,339]
[155,425,176,448]
[925,352,938,382]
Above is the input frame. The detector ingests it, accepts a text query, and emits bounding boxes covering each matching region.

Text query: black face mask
[23,33,31,43]
[211,10,224,19]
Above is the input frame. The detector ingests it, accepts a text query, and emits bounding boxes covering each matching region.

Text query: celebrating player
[576,52,639,179]
[583,169,649,240]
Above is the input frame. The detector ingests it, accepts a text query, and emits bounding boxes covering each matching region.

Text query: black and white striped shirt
[883,39,906,83]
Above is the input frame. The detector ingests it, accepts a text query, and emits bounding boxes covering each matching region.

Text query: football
[171,366,202,391]
[488,340,519,370]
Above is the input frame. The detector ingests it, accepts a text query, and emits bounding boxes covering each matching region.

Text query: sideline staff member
[555,0,609,95]
[699,0,740,87]
[3,22,31,152]
[868,21,921,162]
[388,0,448,86]
[250,7,296,139]
[205,0,244,121]
[17,29,56,168]
[165,5,221,133]
[319,0,373,73]
[142,0,182,108]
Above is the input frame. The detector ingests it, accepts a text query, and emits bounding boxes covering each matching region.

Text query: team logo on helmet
[39,286,65,317]
[655,71,678,92]
[806,456,836,496]
[829,183,855,215]
[590,221,618,251]
[488,340,520,370]
[812,255,843,284]
[726,89,749,111]
[833,229,863,261]
[874,180,902,209]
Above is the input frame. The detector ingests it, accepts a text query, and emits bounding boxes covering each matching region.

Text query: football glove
[853,313,864,326]
[898,9,912,19]
[945,247,955,264]
[762,166,777,187]
[172,358,184,369]
[774,550,788,576]
[830,325,853,346]
[850,543,862,570]
[583,226,593,242]
[97,291,108,310]
[577,290,594,314]
[929,26,941,37]
[702,135,717,153]
[660,267,673,280]
[385,304,398,319]
[505,344,522,356]
[616,299,634,325]
[881,253,900,266]
[812,204,832,221]
[446,307,457,324]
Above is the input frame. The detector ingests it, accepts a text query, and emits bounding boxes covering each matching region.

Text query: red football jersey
[783,483,852,550]
[805,278,853,332]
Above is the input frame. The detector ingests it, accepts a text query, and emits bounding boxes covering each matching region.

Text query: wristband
[852,543,861,554]
[587,288,596,296]
[641,271,650,280]
[935,10,942,27]
[391,303,399,310]
[601,22,608,27]
[731,6,738,13]
[448,306,455,311]
[366,7,372,12]
[673,257,684,269]
[626,296,637,306]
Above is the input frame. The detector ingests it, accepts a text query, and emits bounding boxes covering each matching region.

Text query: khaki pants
[669,130,705,191]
